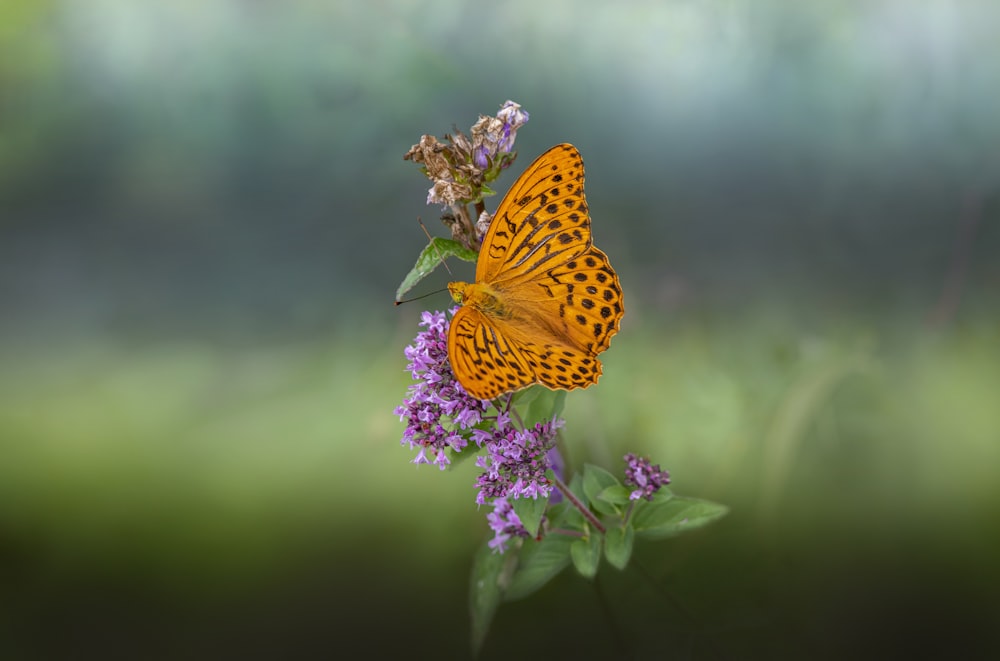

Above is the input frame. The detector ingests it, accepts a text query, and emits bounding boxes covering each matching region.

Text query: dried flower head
[475,210,493,242]
[403,101,530,250]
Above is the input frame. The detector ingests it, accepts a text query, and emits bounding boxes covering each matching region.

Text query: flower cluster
[472,415,564,505]
[396,310,565,551]
[395,310,490,469]
[486,498,531,553]
[470,100,530,171]
[403,100,529,249]
[404,100,529,206]
[623,453,671,501]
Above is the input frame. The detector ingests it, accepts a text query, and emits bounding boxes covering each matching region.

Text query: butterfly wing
[500,244,623,356]
[477,143,592,284]
[482,143,624,356]
[448,305,538,400]
[449,304,610,398]
[451,143,624,398]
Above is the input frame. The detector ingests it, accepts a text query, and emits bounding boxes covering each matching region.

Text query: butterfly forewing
[478,144,592,285]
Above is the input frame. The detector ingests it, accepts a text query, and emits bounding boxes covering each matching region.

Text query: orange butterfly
[447,144,624,400]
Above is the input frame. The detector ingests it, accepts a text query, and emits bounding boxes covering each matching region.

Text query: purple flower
[545,445,566,505]
[468,101,530,174]
[404,101,531,253]
[474,416,564,504]
[496,100,529,154]
[486,497,530,553]
[473,145,490,170]
[396,307,570,548]
[396,309,490,470]
[624,453,671,501]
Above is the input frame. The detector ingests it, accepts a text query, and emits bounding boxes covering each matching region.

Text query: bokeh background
[3,0,999,657]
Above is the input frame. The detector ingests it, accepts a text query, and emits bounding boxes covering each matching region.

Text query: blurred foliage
[2,310,998,656]
[1,0,999,657]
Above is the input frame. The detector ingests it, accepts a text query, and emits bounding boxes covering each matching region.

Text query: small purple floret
[474,417,564,505]
[396,309,489,470]
[624,453,671,501]
[487,497,530,553]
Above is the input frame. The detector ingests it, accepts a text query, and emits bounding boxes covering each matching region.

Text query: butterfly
[447,143,624,400]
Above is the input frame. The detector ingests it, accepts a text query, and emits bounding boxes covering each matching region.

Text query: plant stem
[472,200,486,249]
[553,473,605,534]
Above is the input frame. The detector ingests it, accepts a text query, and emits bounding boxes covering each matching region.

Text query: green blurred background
[2,0,999,657]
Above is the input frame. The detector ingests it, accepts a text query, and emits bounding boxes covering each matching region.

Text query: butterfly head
[447,281,468,305]
[448,281,509,318]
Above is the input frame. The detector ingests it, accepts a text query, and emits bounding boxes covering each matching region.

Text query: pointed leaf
[540,468,587,531]
[517,388,567,427]
[582,464,621,516]
[604,525,634,570]
[598,485,633,508]
[395,237,478,302]
[554,473,588,529]
[512,494,549,538]
[469,539,512,654]
[570,532,602,579]
[633,496,729,540]
[504,534,574,601]
[557,503,586,531]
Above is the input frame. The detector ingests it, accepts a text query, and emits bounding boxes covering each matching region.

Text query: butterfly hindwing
[498,244,623,355]
[448,306,537,400]
[449,306,607,398]
[517,340,605,393]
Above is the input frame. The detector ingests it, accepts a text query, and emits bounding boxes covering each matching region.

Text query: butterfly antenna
[419,218,453,276]
[394,218,458,306]
[394,287,448,306]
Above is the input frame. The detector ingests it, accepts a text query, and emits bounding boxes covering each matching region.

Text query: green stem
[622,500,636,526]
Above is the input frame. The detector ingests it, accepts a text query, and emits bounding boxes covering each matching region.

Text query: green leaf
[517,387,567,427]
[395,237,478,302]
[505,534,574,602]
[549,498,585,531]
[472,183,497,204]
[469,539,510,655]
[632,496,729,540]
[582,464,621,516]
[598,485,633,507]
[554,473,588,529]
[510,386,544,418]
[604,524,634,570]
[512,494,548,538]
[570,532,602,579]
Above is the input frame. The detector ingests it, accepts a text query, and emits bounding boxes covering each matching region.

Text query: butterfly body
[448,282,511,320]
[447,144,624,401]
